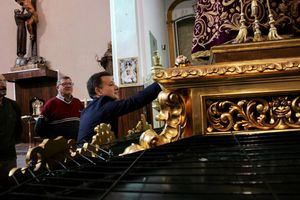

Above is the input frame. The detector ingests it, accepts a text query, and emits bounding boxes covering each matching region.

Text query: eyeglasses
[60,82,74,87]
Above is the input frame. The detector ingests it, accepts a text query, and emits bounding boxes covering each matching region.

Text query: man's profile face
[57,78,73,97]
[98,76,119,100]
[0,74,7,98]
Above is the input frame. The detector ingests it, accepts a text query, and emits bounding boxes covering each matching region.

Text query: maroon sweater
[35,96,84,139]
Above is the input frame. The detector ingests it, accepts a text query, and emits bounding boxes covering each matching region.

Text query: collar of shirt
[56,94,73,104]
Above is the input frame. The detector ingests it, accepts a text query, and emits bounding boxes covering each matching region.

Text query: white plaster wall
[110,0,168,86]
[110,0,139,86]
[136,0,169,128]
[0,0,111,100]
[0,1,18,99]
[137,0,169,81]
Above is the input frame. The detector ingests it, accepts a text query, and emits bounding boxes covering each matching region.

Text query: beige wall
[0,0,111,100]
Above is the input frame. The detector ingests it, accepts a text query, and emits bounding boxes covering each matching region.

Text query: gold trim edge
[153,58,300,81]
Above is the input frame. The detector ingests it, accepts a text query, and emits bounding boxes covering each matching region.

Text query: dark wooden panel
[4,67,57,82]
[15,79,57,115]
[3,68,58,143]
[118,86,153,139]
[16,80,57,143]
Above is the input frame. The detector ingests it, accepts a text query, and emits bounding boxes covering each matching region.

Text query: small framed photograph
[118,57,138,87]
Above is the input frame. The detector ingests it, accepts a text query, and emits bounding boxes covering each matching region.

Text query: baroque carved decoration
[207,95,300,133]
[120,90,186,156]
[9,137,77,181]
[127,114,152,138]
[9,126,115,183]
[153,59,300,80]
[78,123,115,158]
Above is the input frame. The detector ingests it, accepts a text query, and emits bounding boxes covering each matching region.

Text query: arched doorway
[167,0,196,66]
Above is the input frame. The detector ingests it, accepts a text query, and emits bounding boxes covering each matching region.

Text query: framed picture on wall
[118,57,138,87]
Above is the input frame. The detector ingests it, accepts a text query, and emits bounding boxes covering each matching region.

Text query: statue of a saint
[15,0,39,57]
[14,8,31,58]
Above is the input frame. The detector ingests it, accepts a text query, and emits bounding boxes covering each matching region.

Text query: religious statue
[15,0,38,53]
[13,0,47,70]
[14,8,31,58]
[15,0,39,59]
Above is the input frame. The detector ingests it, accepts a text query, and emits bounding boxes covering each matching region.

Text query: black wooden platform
[1,131,300,200]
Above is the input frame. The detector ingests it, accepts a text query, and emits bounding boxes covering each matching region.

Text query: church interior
[1,0,300,199]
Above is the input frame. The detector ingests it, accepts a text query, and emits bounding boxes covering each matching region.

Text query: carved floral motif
[207,96,300,133]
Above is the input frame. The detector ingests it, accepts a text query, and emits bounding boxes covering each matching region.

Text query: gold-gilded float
[120,90,186,156]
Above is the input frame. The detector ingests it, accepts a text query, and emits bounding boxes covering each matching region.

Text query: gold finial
[151,51,164,78]
[153,51,162,67]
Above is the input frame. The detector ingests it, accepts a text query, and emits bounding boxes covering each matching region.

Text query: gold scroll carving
[120,90,186,156]
[9,137,77,180]
[207,96,300,133]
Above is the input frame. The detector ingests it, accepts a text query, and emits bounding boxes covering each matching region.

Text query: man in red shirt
[35,76,84,140]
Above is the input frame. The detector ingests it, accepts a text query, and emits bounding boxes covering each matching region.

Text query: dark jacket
[0,97,22,161]
[77,82,161,143]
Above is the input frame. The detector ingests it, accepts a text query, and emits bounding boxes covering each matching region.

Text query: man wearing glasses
[35,76,84,140]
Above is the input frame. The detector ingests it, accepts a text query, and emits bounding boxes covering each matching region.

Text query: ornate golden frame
[153,55,300,136]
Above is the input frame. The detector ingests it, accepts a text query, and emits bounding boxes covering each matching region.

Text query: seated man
[77,71,162,143]
[35,76,84,140]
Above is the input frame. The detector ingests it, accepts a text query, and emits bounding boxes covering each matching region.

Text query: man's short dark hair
[87,71,111,98]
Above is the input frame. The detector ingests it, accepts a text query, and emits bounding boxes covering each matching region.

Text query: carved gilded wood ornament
[207,96,300,133]
[120,90,186,155]
[151,49,300,136]
[153,58,300,81]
